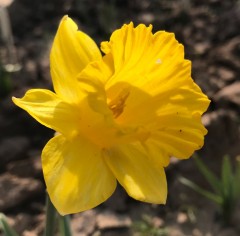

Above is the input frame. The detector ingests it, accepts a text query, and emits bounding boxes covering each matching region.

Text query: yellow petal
[102,23,187,90]
[142,139,170,167]
[82,22,210,162]
[78,53,114,86]
[101,22,153,73]
[149,113,207,159]
[12,89,80,138]
[104,143,167,204]
[120,82,209,126]
[101,22,210,123]
[50,16,102,102]
[42,134,117,215]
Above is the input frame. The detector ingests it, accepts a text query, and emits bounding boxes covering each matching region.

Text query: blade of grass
[179,176,222,204]
[234,159,240,198]
[221,156,233,198]
[0,213,18,236]
[193,155,222,194]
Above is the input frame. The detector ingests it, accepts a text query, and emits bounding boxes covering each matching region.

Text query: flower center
[108,89,130,118]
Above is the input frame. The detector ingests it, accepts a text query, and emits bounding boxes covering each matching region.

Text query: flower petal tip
[61,15,69,21]
[12,96,19,105]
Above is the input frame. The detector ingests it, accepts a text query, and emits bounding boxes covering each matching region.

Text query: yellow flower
[13,16,210,215]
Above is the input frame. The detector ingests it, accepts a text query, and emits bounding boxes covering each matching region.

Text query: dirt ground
[0,0,240,235]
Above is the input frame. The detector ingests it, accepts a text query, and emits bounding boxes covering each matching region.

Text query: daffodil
[13,16,210,215]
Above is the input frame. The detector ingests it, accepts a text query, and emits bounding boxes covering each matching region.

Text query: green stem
[59,214,72,236]
[44,194,57,236]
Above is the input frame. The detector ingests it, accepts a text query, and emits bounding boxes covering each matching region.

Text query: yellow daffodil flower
[13,16,210,215]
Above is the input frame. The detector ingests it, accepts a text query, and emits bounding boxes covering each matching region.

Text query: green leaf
[59,215,72,236]
[0,213,18,236]
[43,194,57,236]
[233,158,240,202]
[179,176,222,204]
[221,156,233,198]
[43,194,72,236]
[193,155,222,194]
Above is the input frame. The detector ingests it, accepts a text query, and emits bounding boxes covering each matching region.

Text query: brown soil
[0,0,240,235]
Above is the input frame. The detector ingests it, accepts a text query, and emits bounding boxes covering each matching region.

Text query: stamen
[108,89,130,118]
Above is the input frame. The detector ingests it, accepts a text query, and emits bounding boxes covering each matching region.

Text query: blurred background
[0,0,240,235]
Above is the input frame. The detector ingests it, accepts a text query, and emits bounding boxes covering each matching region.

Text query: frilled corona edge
[12,16,210,215]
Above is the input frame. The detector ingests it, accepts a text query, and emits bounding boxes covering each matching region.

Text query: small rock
[194,41,210,55]
[214,82,240,106]
[152,216,164,228]
[96,210,131,230]
[0,173,44,211]
[177,212,188,224]
[218,67,235,81]
[138,12,155,24]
